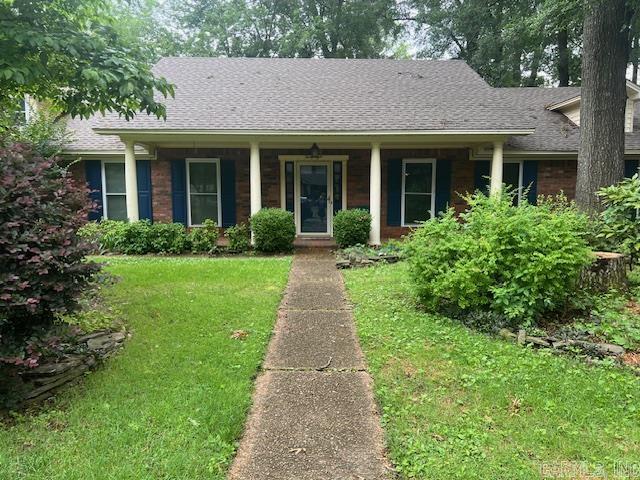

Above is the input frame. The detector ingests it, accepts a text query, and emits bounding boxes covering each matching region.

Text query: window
[503,161,523,205]
[402,159,436,226]
[187,159,221,226]
[102,161,127,220]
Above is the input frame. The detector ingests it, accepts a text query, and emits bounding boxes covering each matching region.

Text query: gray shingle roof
[65,114,127,152]
[498,87,640,152]
[93,57,535,132]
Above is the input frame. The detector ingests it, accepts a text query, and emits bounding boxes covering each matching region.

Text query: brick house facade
[70,148,584,242]
[64,57,640,244]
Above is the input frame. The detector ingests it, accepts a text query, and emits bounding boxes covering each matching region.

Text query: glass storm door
[299,164,329,234]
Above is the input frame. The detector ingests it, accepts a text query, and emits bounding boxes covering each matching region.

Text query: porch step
[293,237,337,248]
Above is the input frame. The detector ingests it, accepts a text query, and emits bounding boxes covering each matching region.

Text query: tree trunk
[558,29,570,87]
[633,36,639,84]
[526,48,541,86]
[576,0,632,214]
[579,252,628,292]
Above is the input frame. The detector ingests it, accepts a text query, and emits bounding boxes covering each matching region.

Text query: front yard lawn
[0,256,290,479]
[344,262,640,480]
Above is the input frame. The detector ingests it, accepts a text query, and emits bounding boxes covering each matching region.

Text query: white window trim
[186,158,222,227]
[401,158,437,227]
[101,160,126,220]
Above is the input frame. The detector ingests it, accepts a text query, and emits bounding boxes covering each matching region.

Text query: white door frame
[279,155,348,237]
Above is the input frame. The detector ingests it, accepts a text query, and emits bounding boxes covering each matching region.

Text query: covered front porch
[85,130,526,244]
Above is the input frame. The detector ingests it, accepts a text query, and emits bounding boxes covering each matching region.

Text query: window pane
[405,194,432,224]
[104,163,125,193]
[107,195,127,221]
[190,194,218,225]
[405,163,433,193]
[189,162,218,193]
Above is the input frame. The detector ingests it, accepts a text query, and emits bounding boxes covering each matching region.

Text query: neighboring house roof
[498,87,640,153]
[92,57,535,133]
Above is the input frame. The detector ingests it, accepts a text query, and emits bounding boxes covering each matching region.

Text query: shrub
[148,223,189,254]
[250,208,296,253]
[404,191,594,324]
[116,220,153,255]
[225,223,251,252]
[188,219,219,253]
[597,174,640,265]
[0,143,101,348]
[333,209,371,248]
[78,221,190,255]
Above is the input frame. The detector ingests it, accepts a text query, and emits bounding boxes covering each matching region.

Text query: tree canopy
[0,0,174,122]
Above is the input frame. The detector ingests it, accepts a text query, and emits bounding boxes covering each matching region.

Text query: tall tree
[0,0,174,124]
[171,0,399,58]
[576,0,634,212]
[409,0,546,87]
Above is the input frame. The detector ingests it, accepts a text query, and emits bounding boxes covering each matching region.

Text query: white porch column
[250,141,262,215]
[369,142,381,245]
[489,140,504,196]
[124,140,139,221]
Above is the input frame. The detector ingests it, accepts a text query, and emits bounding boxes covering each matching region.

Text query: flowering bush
[0,143,100,359]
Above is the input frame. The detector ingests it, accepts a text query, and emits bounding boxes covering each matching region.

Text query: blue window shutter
[434,159,452,216]
[522,160,538,205]
[136,160,153,221]
[171,159,187,225]
[625,159,639,178]
[386,159,402,226]
[220,159,236,227]
[84,160,103,221]
[474,161,491,195]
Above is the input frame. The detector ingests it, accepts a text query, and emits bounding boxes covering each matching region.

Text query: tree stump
[579,252,627,292]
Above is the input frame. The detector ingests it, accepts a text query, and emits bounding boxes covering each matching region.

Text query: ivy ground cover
[0,256,290,479]
[344,262,640,479]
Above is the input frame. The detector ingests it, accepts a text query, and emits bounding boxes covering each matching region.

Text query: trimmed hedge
[250,208,296,253]
[333,209,372,248]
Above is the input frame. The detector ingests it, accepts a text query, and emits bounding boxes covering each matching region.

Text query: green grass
[344,262,640,480]
[0,256,291,480]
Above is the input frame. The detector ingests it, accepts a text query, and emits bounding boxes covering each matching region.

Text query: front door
[298,163,330,235]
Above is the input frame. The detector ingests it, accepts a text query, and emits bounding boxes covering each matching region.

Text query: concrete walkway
[228,250,392,480]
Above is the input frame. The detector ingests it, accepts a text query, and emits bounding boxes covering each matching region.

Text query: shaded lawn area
[344,263,640,480]
[0,256,291,480]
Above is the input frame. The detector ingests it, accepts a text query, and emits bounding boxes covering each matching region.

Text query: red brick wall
[346,150,370,209]
[68,161,85,185]
[537,160,577,199]
[259,150,282,208]
[151,160,172,223]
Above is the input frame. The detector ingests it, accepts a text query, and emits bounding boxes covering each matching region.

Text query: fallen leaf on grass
[508,396,522,416]
[622,352,640,367]
[230,330,248,340]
